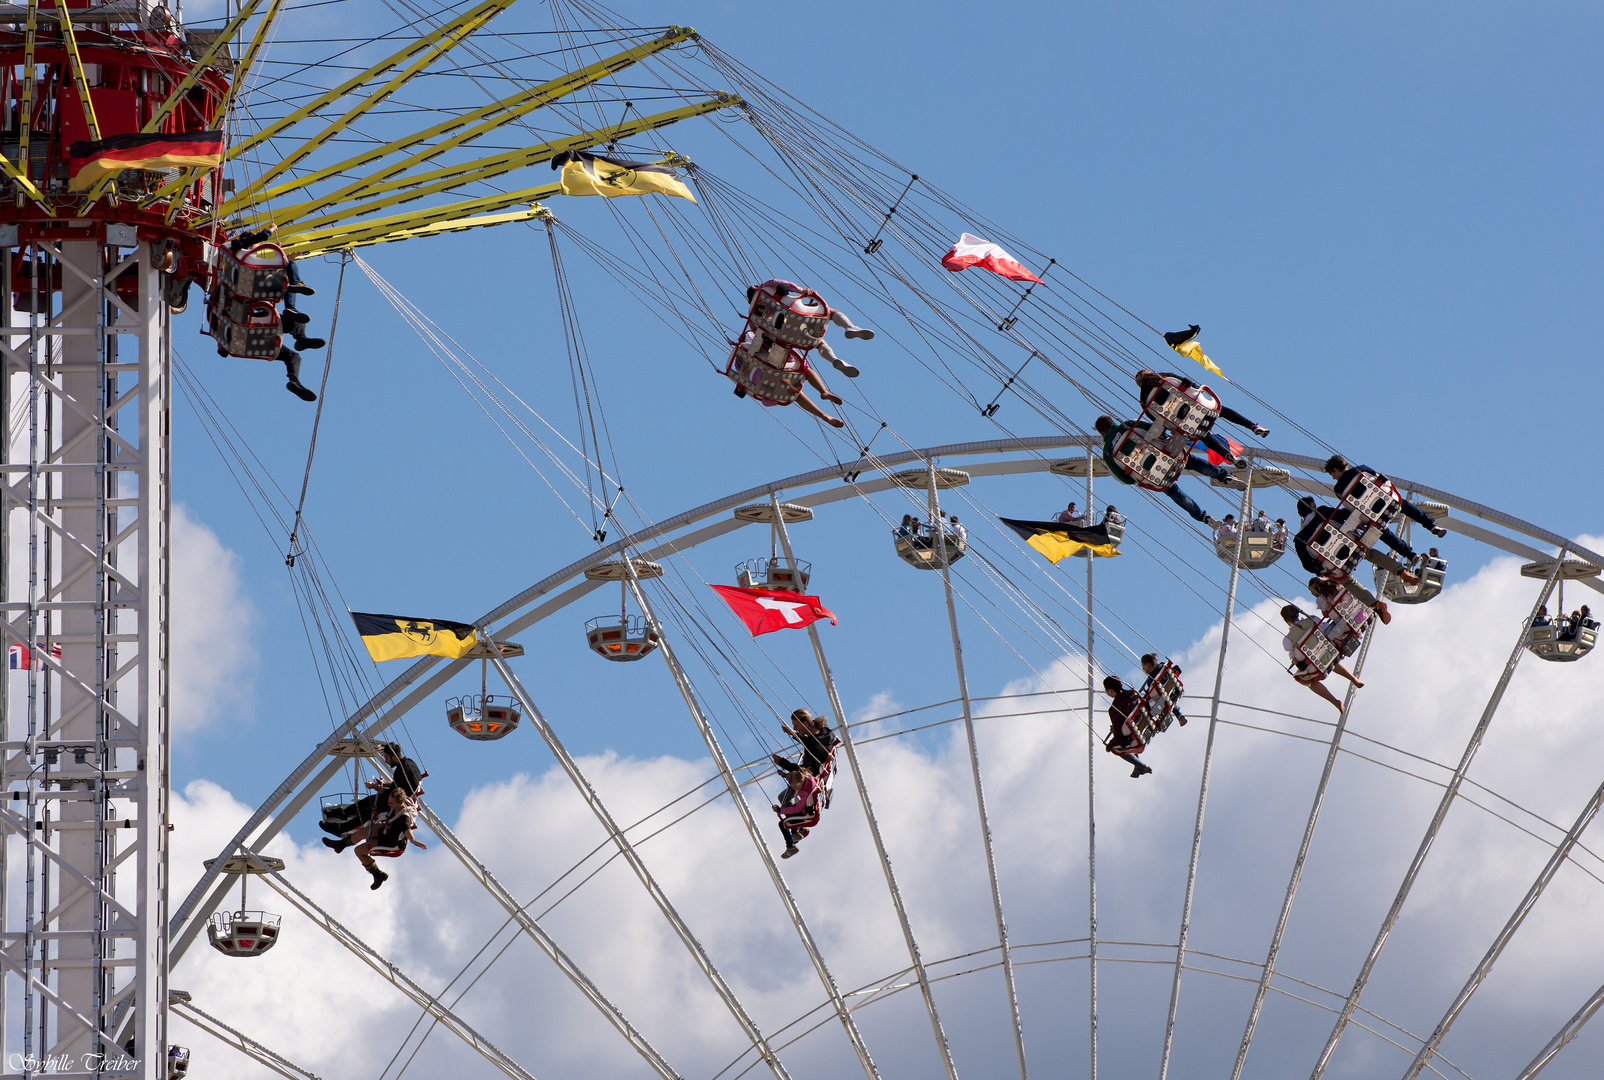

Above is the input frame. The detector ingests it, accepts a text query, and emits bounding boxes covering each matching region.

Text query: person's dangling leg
[1362,546,1417,582]
[1162,482,1211,525]
[1306,679,1344,711]
[1118,752,1152,778]
[279,346,317,402]
[1184,454,1231,482]
[1376,526,1417,562]
[815,339,859,378]
[1218,404,1265,432]
[829,308,874,339]
[1198,430,1240,464]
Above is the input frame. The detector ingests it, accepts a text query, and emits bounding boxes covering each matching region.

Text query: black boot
[294,336,326,351]
[369,865,389,890]
[279,347,317,402]
[319,819,349,836]
[282,309,310,335]
[322,836,351,853]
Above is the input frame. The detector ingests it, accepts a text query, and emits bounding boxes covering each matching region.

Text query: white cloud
[170,503,256,734]
[167,546,1604,1080]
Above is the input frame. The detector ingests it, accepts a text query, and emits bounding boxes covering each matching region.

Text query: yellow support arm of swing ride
[0,149,50,213]
[218,0,515,216]
[235,95,737,233]
[55,9,100,142]
[221,25,695,224]
[80,0,268,206]
[281,189,559,256]
[288,206,554,257]
[147,0,289,216]
[278,182,561,246]
[16,0,36,205]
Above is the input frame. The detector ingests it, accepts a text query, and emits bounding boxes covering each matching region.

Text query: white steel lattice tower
[2,228,171,1075]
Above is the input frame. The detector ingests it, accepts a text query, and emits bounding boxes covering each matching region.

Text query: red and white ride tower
[0,2,228,1075]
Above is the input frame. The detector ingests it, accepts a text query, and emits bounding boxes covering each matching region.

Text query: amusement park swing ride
[0,0,1598,1079]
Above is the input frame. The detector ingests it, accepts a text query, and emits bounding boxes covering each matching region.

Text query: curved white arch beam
[171,437,1599,1071]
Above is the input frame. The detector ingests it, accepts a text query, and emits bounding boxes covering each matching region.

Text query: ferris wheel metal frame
[171,435,1604,1080]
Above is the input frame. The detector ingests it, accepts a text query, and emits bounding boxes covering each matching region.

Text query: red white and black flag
[68,130,225,192]
[708,584,837,637]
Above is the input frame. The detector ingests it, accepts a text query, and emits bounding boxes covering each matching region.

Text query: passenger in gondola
[1250,510,1272,533]
[1055,502,1082,525]
[1103,505,1124,531]
[1308,576,1391,625]
[1094,415,1228,529]
[773,768,819,858]
[1323,456,1448,538]
[1533,605,1551,628]
[1139,653,1187,726]
[321,742,421,834]
[947,515,967,544]
[1560,605,1594,641]
[1293,497,1420,584]
[1271,517,1289,550]
[772,708,836,775]
[323,785,416,890]
[1280,605,1364,711]
[1133,368,1271,447]
[1214,514,1238,541]
[1103,676,1153,777]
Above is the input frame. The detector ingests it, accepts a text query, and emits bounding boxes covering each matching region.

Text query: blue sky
[163,3,1604,1076]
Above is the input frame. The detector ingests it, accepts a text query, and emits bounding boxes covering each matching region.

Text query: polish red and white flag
[708,584,838,637]
[940,233,1043,283]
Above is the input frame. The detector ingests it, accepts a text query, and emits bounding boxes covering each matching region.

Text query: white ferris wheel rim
[172,435,1604,1080]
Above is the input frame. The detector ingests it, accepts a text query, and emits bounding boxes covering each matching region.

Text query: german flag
[67,130,224,193]
[350,612,478,662]
[551,149,695,201]
[999,517,1122,563]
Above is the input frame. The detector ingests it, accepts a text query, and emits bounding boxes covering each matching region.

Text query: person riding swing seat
[725,279,873,428]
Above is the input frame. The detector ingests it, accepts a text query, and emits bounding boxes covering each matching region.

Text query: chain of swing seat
[287,250,350,567]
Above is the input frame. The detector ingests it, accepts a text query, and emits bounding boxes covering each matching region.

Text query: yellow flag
[1171,339,1223,377]
[554,150,695,201]
[350,612,478,661]
[1000,518,1121,562]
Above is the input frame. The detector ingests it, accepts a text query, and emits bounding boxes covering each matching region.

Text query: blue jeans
[1400,500,1438,529]
[1164,482,1210,523]
[1378,526,1416,562]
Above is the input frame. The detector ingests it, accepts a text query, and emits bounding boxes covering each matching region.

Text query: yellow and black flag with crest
[999,517,1122,563]
[551,149,696,201]
[351,612,479,662]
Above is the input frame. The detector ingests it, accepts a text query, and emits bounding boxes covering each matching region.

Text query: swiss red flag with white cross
[708,584,838,637]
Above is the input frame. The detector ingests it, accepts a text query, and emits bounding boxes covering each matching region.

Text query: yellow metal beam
[223,0,513,168]
[17,0,36,204]
[151,0,288,220]
[223,25,694,222]
[285,206,553,258]
[80,0,266,205]
[0,148,51,214]
[278,183,561,248]
[55,10,99,141]
[141,0,264,136]
[235,95,735,232]
[221,0,515,213]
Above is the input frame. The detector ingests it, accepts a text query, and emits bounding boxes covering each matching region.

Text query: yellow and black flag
[1000,517,1122,563]
[551,149,695,201]
[350,612,479,662]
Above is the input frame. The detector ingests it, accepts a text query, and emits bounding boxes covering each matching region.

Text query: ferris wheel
[0,0,1594,1078]
[167,435,1604,1080]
